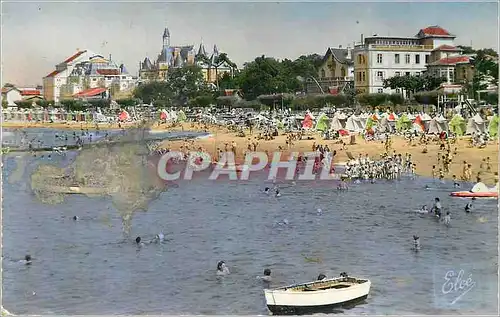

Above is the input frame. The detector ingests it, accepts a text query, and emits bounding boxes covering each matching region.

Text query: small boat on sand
[264,273,371,315]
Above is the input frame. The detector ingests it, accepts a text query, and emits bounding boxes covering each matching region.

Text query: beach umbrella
[177,110,187,122]
[276,119,284,130]
[315,113,330,132]
[159,109,168,120]
[302,112,314,130]
[365,116,376,131]
[449,114,466,136]
[488,114,498,137]
[387,112,398,121]
[413,115,425,132]
[118,110,130,122]
[396,114,412,132]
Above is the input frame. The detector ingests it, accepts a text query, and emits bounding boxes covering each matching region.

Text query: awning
[74,87,107,97]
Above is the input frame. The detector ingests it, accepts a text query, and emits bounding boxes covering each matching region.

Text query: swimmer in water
[73,216,79,221]
[443,212,451,226]
[465,202,473,213]
[136,236,145,247]
[425,185,430,189]
[276,219,289,226]
[22,254,32,265]
[275,188,281,197]
[317,273,327,281]
[432,197,442,218]
[217,261,230,275]
[153,233,165,243]
[419,205,428,213]
[413,235,420,251]
[258,269,272,282]
[317,208,322,214]
[264,187,270,194]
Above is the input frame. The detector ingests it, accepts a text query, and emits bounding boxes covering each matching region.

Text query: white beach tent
[346,114,364,132]
[420,113,432,131]
[427,115,449,134]
[465,113,487,135]
[169,110,178,122]
[377,116,393,133]
[330,112,347,131]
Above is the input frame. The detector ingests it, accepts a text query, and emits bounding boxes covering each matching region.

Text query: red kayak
[450,191,498,198]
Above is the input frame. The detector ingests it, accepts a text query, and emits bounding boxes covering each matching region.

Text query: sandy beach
[156,122,499,185]
[2,120,498,184]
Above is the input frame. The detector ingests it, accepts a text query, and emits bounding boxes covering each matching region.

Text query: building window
[415,54,420,64]
[405,54,410,64]
[425,55,430,64]
[341,67,346,77]
[362,72,366,82]
[415,72,421,76]
[395,71,401,76]
[377,54,383,64]
[377,71,384,81]
[405,72,411,76]
[394,54,400,64]
[377,88,383,93]
[395,88,401,94]
[321,69,326,78]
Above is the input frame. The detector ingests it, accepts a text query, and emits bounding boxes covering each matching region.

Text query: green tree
[133,81,173,105]
[2,99,8,108]
[116,98,139,108]
[413,91,439,106]
[357,93,390,108]
[218,72,239,91]
[14,100,34,109]
[212,52,238,87]
[60,100,85,111]
[383,74,446,98]
[88,99,111,108]
[35,100,49,108]
[190,95,215,107]
[167,65,214,105]
[483,92,499,105]
[387,94,404,105]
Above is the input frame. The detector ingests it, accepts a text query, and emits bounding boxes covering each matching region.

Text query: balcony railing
[316,76,354,82]
[354,44,433,51]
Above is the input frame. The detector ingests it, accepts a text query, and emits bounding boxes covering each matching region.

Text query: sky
[1,0,499,86]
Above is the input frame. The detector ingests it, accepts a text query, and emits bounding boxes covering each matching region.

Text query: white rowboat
[264,275,371,315]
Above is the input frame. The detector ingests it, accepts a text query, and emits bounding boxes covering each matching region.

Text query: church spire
[162,27,170,48]
[197,40,207,57]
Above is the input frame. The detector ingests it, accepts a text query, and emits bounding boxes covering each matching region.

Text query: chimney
[361,34,364,44]
[346,46,352,60]
[339,45,342,48]
[109,54,112,61]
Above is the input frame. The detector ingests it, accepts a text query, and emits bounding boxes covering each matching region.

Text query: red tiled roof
[20,90,42,96]
[74,87,107,97]
[96,69,120,75]
[430,56,470,66]
[45,70,62,78]
[432,45,461,52]
[420,26,451,36]
[64,50,87,63]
